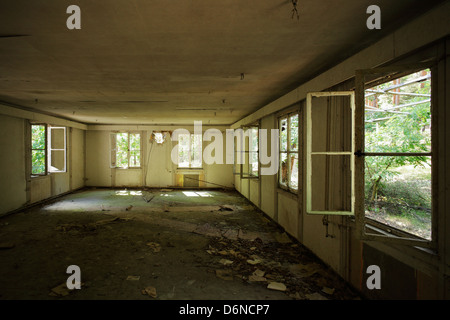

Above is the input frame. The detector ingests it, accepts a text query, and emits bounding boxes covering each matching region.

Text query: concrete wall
[0,114,27,214]
[86,126,234,189]
[232,3,450,299]
[0,110,86,216]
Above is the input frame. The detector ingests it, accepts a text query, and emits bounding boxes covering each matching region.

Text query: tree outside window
[279,113,299,191]
[178,133,202,168]
[31,125,46,175]
[113,132,141,168]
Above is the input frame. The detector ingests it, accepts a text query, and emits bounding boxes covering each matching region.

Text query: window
[306,92,355,215]
[31,124,47,175]
[249,127,259,177]
[178,133,202,168]
[111,132,141,168]
[355,64,435,248]
[49,127,67,172]
[238,126,259,178]
[279,113,299,192]
[31,124,67,175]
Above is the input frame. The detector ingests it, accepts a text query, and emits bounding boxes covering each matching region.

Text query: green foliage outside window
[31,125,46,174]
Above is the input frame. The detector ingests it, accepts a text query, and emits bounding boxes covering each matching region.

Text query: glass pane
[279,153,288,186]
[310,95,352,153]
[250,127,258,152]
[130,133,140,151]
[310,154,351,212]
[364,156,431,240]
[178,134,190,167]
[191,134,202,168]
[50,128,65,150]
[49,150,65,172]
[32,150,46,174]
[289,153,298,190]
[116,133,129,168]
[290,114,299,152]
[365,69,431,153]
[129,151,140,167]
[280,118,287,152]
[31,125,45,150]
[250,151,258,176]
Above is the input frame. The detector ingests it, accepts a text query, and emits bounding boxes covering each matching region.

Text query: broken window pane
[290,114,298,152]
[279,153,288,186]
[289,153,298,190]
[280,118,287,152]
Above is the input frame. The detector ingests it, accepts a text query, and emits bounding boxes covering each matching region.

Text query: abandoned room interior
[0,1,449,302]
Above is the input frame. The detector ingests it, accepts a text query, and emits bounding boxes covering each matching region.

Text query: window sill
[30,174,48,180]
[277,187,298,200]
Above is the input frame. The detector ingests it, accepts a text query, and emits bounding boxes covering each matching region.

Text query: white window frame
[177,133,202,169]
[306,91,355,215]
[110,132,142,169]
[354,63,436,249]
[48,126,67,173]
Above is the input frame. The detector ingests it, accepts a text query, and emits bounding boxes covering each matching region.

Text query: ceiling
[0,0,445,125]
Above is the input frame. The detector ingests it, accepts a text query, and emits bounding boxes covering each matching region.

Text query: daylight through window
[178,133,202,168]
[364,69,432,240]
[279,113,299,191]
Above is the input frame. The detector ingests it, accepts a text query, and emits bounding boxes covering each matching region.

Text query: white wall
[0,110,86,216]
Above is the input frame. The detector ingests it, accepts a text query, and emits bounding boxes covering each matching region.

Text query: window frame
[31,123,48,176]
[110,131,142,169]
[278,110,300,193]
[177,132,203,169]
[354,62,436,249]
[305,91,356,216]
[239,124,260,179]
[48,126,67,173]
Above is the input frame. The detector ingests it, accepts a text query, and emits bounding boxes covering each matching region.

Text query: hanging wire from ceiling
[291,0,299,20]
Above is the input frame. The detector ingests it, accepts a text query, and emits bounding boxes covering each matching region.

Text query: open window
[278,112,299,192]
[306,92,355,215]
[31,124,47,175]
[177,133,202,168]
[111,132,141,168]
[355,63,435,249]
[48,127,67,172]
[31,124,67,176]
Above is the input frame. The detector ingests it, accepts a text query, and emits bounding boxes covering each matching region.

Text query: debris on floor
[55,217,131,233]
[142,191,155,203]
[305,292,328,300]
[146,242,161,253]
[219,205,234,212]
[205,236,360,300]
[141,286,157,298]
[267,282,287,291]
[215,269,234,281]
[49,282,83,297]
[126,275,141,281]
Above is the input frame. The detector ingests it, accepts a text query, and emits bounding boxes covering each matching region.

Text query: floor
[0,188,362,300]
